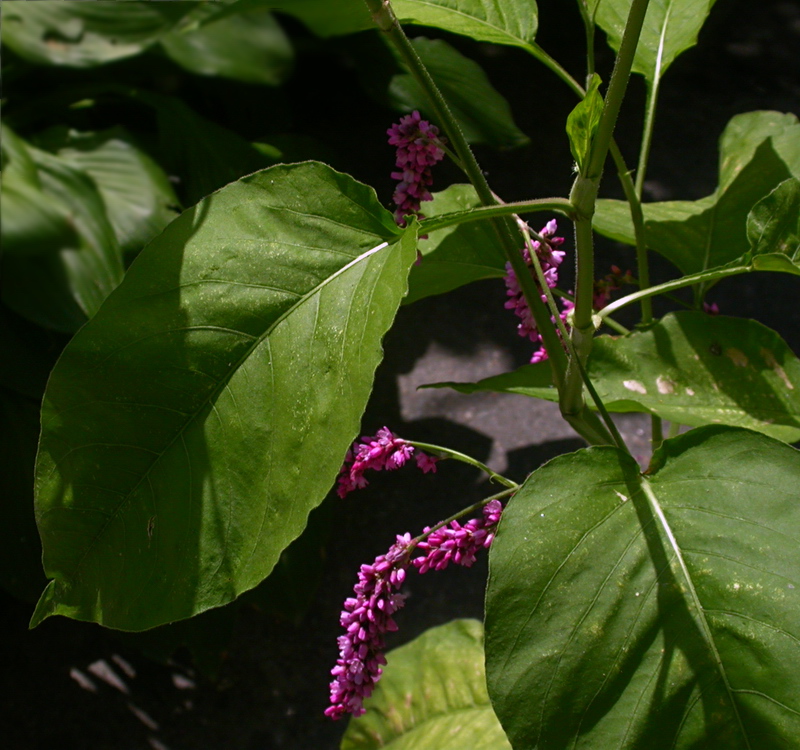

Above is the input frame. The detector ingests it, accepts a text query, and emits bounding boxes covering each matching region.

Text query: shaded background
[2,1,799,748]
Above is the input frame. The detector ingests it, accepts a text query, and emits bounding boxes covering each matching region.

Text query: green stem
[368,0,569,385]
[523,43,584,98]
[651,415,663,449]
[577,0,597,82]
[406,441,518,489]
[585,0,652,183]
[597,265,749,320]
[418,198,574,234]
[521,224,618,446]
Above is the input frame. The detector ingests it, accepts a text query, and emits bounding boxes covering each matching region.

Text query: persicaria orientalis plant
[12,0,799,747]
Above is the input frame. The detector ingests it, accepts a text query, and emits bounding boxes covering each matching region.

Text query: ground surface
[2,1,799,748]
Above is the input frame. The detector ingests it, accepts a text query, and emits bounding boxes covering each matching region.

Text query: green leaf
[423,360,556,399]
[594,111,800,277]
[566,73,603,171]
[0,0,190,67]
[392,0,538,49]
[406,184,507,304]
[2,141,124,333]
[48,127,180,255]
[433,311,800,443]
[0,125,79,256]
[595,0,717,85]
[342,619,511,750]
[486,427,800,748]
[32,162,417,631]
[743,178,800,275]
[160,4,293,86]
[390,38,529,150]
[588,312,800,442]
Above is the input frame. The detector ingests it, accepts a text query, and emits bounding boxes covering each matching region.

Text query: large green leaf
[46,127,180,255]
[390,38,529,150]
[486,427,800,748]
[0,0,190,67]
[594,0,717,85]
[160,4,293,86]
[406,184,507,304]
[594,111,800,277]
[2,141,124,333]
[392,0,538,49]
[32,162,417,631]
[432,311,800,442]
[342,619,511,750]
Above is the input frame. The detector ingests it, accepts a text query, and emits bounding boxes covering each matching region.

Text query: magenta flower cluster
[324,500,504,720]
[336,426,437,498]
[412,499,503,573]
[387,110,446,226]
[504,219,567,363]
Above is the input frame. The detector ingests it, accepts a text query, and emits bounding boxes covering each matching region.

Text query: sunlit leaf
[742,178,800,275]
[32,163,417,631]
[390,38,529,150]
[392,0,538,49]
[342,619,511,750]
[486,427,800,747]
[595,0,718,85]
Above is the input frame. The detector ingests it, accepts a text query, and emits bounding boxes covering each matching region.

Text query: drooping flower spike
[336,427,438,498]
[387,110,446,226]
[324,499,505,720]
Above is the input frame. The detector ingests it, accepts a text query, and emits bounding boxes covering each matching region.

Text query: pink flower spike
[388,111,446,228]
[336,428,439,497]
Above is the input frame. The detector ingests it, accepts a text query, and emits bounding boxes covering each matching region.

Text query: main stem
[561,0,652,420]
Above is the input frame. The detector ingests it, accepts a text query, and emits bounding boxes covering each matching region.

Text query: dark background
[2,1,799,748]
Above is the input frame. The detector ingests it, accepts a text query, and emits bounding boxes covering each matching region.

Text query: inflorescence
[387,110,446,226]
[324,498,504,720]
[336,426,438,498]
[504,220,634,363]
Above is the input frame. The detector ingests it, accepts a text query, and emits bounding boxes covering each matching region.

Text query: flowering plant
[3,0,800,747]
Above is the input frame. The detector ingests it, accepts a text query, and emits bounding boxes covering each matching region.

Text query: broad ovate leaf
[392,0,538,49]
[390,38,529,150]
[594,111,800,276]
[406,184,507,303]
[486,427,800,748]
[342,619,511,750]
[594,0,717,85]
[32,162,417,631]
[160,4,293,86]
[1,0,190,67]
